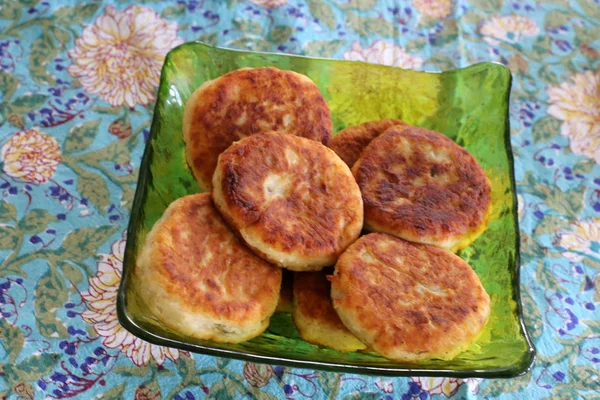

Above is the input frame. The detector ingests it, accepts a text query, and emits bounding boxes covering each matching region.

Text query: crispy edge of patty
[329,119,407,168]
[352,125,492,251]
[135,193,282,343]
[212,131,363,271]
[292,270,367,352]
[330,233,490,362]
[183,67,333,190]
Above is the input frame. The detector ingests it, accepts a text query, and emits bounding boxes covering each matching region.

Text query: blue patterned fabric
[0,0,598,399]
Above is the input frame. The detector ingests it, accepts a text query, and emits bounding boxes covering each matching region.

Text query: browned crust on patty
[329,119,407,168]
[183,67,332,190]
[292,270,366,351]
[212,131,363,270]
[293,270,349,333]
[138,193,281,327]
[352,126,491,250]
[331,233,490,361]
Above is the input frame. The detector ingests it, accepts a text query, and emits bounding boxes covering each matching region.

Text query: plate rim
[116,41,536,378]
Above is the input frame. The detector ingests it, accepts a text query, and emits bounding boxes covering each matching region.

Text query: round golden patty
[329,119,407,168]
[331,233,490,362]
[212,131,363,271]
[136,193,282,343]
[352,126,492,251]
[183,67,332,191]
[293,270,366,352]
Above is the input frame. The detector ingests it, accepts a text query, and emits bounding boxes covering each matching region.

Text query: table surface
[0,0,598,399]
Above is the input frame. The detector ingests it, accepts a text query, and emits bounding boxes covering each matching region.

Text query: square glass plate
[117,42,535,378]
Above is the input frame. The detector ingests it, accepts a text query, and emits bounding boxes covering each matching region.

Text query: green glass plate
[117,42,535,378]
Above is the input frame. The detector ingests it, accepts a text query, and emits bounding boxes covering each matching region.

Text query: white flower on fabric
[517,194,524,220]
[480,15,540,45]
[412,0,452,19]
[343,41,424,70]
[412,377,465,397]
[81,232,182,365]
[554,219,600,262]
[68,5,183,108]
[547,69,600,164]
[249,0,288,7]
[1,128,61,184]
[375,378,394,393]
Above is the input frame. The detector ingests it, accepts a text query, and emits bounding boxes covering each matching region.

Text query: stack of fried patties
[136,67,492,363]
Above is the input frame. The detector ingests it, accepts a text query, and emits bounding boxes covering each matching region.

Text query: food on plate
[352,125,492,251]
[135,193,282,343]
[142,63,499,358]
[183,67,333,191]
[330,233,490,362]
[292,270,367,352]
[275,270,294,313]
[212,131,363,271]
[329,119,407,168]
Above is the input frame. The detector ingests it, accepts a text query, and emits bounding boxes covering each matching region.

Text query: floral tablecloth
[0,0,598,399]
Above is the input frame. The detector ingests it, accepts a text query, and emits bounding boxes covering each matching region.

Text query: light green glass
[117,42,535,377]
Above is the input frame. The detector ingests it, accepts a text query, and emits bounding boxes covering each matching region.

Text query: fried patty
[212,131,363,271]
[352,126,492,251]
[293,270,366,352]
[331,233,490,362]
[329,119,407,168]
[136,193,282,343]
[183,67,332,190]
